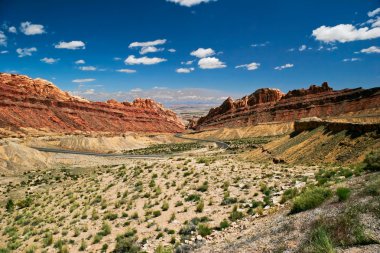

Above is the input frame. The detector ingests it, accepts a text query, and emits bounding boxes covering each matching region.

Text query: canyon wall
[195,82,380,130]
[0,73,185,134]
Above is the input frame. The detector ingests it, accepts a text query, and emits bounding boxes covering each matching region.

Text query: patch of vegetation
[113,229,140,253]
[363,150,380,172]
[197,223,212,237]
[124,142,205,155]
[290,187,332,214]
[280,188,298,204]
[336,187,351,202]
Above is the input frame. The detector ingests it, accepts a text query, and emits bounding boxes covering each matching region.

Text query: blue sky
[0,0,379,105]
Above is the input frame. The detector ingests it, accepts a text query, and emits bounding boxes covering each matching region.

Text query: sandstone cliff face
[194,83,380,130]
[0,73,185,134]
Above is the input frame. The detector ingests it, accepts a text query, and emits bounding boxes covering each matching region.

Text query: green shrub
[197,223,212,237]
[291,187,332,214]
[336,187,351,202]
[219,219,230,230]
[161,201,169,211]
[304,225,335,253]
[185,194,201,202]
[229,205,244,221]
[155,244,173,253]
[43,232,53,247]
[5,199,14,212]
[196,199,204,213]
[113,235,140,253]
[364,151,380,171]
[280,188,298,204]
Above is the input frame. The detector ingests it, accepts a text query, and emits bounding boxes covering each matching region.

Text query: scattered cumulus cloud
[8,26,17,33]
[79,66,97,71]
[1,50,8,54]
[72,79,96,83]
[360,46,380,54]
[312,24,380,43]
[176,67,195,73]
[368,8,380,17]
[198,57,226,69]
[191,48,215,58]
[274,63,294,70]
[235,62,260,71]
[168,49,176,53]
[182,60,194,65]
[40,57,59,64]
[140,46,164,55]
[343,58,360,62]
[251,41,269,47]
[166,0,216,7]
[55,41,85,50]
[129,39,166,48]
[125,55,167,65]
[75,59,85,64]
[116,69,137,73]
[0,31,6,46]
[299,45,307,51]
[113,57,122,61]
[20,21,45,35]
[16,47,37,57]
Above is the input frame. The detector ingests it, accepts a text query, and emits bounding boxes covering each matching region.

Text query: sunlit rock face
[0,73,185,134]
[195,82,380,130]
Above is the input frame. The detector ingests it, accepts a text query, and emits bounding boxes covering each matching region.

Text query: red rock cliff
[0,73,185,133]
[195,83,380,130]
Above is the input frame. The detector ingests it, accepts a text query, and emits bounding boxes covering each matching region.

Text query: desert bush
[113,234,140,253]
[185,194,201,202]
[363,150,380,171]
[229,205,244,221]
[155,244,173,253]
[291,187,332,214]
[280,188,298,204]
[336,187,351,201]
[303,225,335,253]
[161,201,169,211]
[197,223,212,237]
[196,199,204,213]
[5,199,14,212]
[197,181,209,192]
[219,219,230,230]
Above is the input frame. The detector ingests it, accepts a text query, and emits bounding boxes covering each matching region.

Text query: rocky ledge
[0,73,185,134]
[194,82,380,130]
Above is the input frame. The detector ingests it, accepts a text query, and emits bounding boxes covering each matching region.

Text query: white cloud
[198,57,226,69]
[168,48,176,53]
[312,24,380,43]
[75,59,85,64]
[299,45,307,51]
[124,55,167,65]
[16,47,37,57]
[116,69,137,73]
[360,46,380,54]
[20,22,45,35]
[343,58,360,62]
[1,50,8,54]
[8,26,17,33]
[368,8,380,17]
[0,31,6,46]
[113,57,122,61]
[274,63,294,70]
[166,0,216,7]
[129,39,166,48]
[251,41,269,47]
[79,66,97,71]
[140,46,164,55]
[191,48,215,58]
[55,41,85,50]
[72,79,95,83]
[40,57,59,64]
[235,62,260,71]
[176,67,195,73]
[182,60,194,65]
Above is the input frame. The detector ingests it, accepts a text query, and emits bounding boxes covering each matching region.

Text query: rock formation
[0,73,185,134]
[194,82,380,130]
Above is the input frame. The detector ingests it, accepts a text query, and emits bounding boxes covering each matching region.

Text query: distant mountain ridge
[0,73,185,134]
[194,82,380,130]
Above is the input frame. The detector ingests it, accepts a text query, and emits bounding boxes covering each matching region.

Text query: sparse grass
[291,187,332,214]
[363,150,380,172]
[336,187,351,202]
